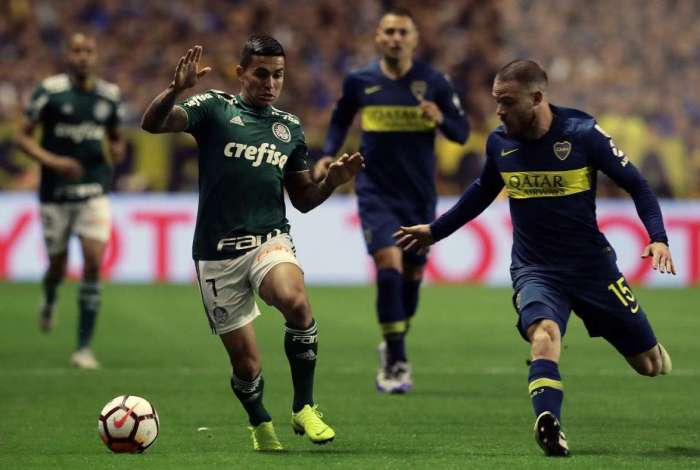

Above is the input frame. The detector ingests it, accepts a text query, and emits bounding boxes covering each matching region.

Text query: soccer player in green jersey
[141,36,363,451]
[14,33,124,369]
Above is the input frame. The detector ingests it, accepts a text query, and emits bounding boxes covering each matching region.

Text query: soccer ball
[98,395,159,453]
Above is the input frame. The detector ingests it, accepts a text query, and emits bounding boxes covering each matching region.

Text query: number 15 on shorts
[608,276,639,313]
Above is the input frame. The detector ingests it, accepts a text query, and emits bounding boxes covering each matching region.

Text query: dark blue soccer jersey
[431,105,668,271]
[323,59,468,207]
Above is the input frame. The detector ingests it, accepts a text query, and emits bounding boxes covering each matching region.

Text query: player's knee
[46,269,66,283]
[373,248,402,272]
[402,264,424,282]
[47,257,68,280]
[275,288,311,327]
[529,320,561,355]
[233,356,261,380]
[83,264,101,281]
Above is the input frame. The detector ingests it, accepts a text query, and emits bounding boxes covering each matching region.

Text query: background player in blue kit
[314,7,468,393]
[395,60,674,456]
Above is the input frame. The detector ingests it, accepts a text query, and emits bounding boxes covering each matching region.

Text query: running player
[395,59,674,457]
[315,7,469,393]
[14,33,124,369]
[141,37,363,451]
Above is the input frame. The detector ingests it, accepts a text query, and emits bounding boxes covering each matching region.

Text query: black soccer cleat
[534,411,570,457]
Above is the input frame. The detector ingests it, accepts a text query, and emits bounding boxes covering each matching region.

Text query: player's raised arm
[141,45,212,134]
[285,152,364,213]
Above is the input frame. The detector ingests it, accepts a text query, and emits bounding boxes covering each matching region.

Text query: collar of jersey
[236,94,272,116]
[374,58,416,82]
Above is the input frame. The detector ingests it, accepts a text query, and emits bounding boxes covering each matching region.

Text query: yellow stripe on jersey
[380,320,408,334]
[501,167,592,199]
[361,106,436,132]
[528,378,564,394]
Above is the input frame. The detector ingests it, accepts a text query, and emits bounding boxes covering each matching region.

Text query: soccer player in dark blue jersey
[395,60,674,456]
[314,7,469,393]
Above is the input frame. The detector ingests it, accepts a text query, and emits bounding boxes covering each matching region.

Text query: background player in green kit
[14,33,124,369]
[141,37,363,451]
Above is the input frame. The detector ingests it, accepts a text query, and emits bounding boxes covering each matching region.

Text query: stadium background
[1,0,700,285]
[1,2,699,468]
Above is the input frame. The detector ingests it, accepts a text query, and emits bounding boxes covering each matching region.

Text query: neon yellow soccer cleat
[291,404,335,444]
[249,421,284,451]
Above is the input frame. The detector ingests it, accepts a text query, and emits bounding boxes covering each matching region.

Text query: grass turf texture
[0,282,699,469]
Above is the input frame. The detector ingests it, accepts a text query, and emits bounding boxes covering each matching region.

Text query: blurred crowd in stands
[1,0,699,197]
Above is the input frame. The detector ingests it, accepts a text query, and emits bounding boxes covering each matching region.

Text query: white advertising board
[1,193,698,286]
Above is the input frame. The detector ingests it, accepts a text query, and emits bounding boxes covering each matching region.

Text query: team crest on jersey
[553,141,572,161]
[410,80,427,100]
[212,306,229,324]
[93,100,111,122]
[61,103,74,115]
[272,122,291,143]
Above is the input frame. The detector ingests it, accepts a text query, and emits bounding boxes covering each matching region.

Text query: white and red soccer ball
[98,395,159,453]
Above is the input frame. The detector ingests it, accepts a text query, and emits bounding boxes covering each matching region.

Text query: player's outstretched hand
[172,45,212,93]
[312,156,334,182]
[641,242,676,275]
[393,224,434,254]
[50,155,84,181]
[325,152,364,187]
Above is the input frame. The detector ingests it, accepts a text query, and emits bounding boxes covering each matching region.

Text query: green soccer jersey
[25,74,122,202]
[177,90,310,260]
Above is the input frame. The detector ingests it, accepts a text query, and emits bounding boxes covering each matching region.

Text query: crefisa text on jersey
[223,141,288,169]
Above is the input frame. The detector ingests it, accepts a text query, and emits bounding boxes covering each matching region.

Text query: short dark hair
[240,34,285,68]
[495,60,548,91]
[382,6,415,21]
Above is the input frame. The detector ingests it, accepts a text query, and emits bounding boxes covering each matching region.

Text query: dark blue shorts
[511,264,657,357]
[357,193,435,266]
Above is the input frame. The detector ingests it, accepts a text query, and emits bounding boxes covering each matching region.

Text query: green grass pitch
[1,282,699,469]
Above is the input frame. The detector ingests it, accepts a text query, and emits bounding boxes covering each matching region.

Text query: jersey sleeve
[587,123,668,244]
[434,74,469,144]
[25,84,50,124]
[430,135,504,241]
[106,90,124,129]
[322,74,361,156]
[176,91,216,135]
[285,125,311,174]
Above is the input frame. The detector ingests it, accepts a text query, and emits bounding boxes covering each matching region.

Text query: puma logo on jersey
[223,142,288,169]
[364,85,382,95]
